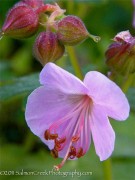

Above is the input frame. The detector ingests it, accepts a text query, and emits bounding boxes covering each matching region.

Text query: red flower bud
[57,15,100,46]
[57,15,89,46]
[34,31,65,65]
[105,30,135,76]
[1,4,39,39]
[21,0,44,9]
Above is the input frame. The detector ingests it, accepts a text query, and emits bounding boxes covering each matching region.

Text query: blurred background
[0,0,135,179]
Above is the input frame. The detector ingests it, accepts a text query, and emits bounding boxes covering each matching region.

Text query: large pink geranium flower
[25,63,129,170]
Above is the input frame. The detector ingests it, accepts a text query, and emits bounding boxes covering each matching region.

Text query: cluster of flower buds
[0,0,100,65]
[105,30,135,76]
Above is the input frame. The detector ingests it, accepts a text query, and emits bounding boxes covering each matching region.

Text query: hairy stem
[102,158,113,180]
[67,46,83,80]
[121,74,135,93]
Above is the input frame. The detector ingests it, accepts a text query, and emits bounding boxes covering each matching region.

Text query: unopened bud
[105,30,135,76]
[57,15,100,46]
[34,31,65,65]
[21,0,44,9]
[1,4,39,39]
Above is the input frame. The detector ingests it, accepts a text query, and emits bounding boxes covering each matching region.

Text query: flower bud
[22,0,44,9]
[105,30,135,76]
[57,15,93,46]
[34,31,65,65]
[1,4,39,39]
[57,15,88,46]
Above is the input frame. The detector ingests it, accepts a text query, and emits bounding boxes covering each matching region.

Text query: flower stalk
[67,46,83,80]
[102,159,113,180]
[121,74,135,93]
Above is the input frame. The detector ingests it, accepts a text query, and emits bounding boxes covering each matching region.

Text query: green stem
[24,132,36,152]
[67,0,74,13]
[66,46,83,80]
[102,158,113,180]
[121,74,135,93]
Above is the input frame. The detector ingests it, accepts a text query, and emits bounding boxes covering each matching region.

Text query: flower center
[44,95,92,170]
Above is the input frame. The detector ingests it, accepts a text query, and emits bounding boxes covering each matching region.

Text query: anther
[44,129,50,140]
[57,137,66,144]
[51,149,58,158]
[50,133,58,140]
[44,129,58,140]
[76,147,83,158]
[53,137,67,151]
[54,142,61,151]
[69,146,76,159]
[72,136,80,142]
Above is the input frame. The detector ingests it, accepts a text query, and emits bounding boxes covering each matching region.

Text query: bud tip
[0,30,4,40]
[88,33,101,43]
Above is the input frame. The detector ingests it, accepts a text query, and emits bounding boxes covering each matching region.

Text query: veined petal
[40,63,88,95]
[79,103,91,155]
[25,86,84,148]
[58,100,92,159]
[90,104,115,161]
[84,71,130,121]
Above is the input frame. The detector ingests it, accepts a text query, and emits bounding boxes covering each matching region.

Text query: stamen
[54,137,66,151]
[72,136,80,142]
[54,141,61,151]
[57,137,66,144]
[69,146,76,159]
[76,147,84,158]
[53,156,68,171]
[53,142,73,171]
[54,164,62,171]
[44,129,58,140]
[44,129,50,140]
[50,133,58,140]
[51,149,58,158]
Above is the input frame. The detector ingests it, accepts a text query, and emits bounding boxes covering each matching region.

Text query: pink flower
[25,63,129,170]
[105,30,135,76]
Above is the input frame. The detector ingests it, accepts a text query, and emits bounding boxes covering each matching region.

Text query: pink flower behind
[105,30,135,76]
[25,63,129,170]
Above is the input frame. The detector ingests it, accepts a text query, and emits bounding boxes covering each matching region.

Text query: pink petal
[25,86,84,149]
[58,103,92,158]
[40,63,88,95]
[90,104,115,161]
[84,71,130,121]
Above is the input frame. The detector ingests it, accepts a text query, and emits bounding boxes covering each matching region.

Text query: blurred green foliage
[0,0,135,180]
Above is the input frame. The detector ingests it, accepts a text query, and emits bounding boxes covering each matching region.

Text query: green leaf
[0,73,40,102]
[0,61,16,85]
